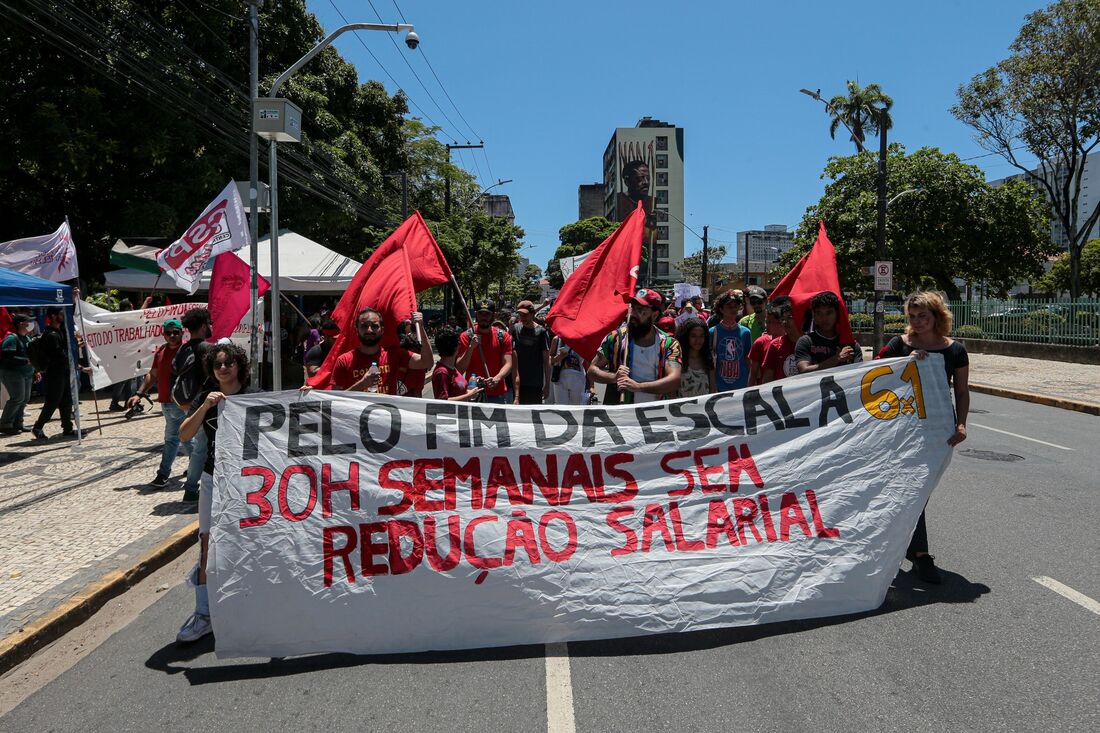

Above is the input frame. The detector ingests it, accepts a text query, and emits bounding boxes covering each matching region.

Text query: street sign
[874,260,893,291]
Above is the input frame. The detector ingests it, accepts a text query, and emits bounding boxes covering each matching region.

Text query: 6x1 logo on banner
[861,361,928,421]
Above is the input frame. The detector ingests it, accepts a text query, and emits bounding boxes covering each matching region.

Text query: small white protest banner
[209,356,954,658]
[674,282,701,307]
[78,301,259,390]
[156,181,250,294]
[0,220,78,282]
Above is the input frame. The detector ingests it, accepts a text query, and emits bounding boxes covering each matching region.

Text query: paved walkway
[1,352,1097,649]
[0,397,196,640]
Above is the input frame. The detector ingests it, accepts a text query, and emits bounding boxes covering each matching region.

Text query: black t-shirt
[512,324,549,389]
[879,336,969,386]
[189,385,260,474]
[304,340,334,368]
[795,331,864,367]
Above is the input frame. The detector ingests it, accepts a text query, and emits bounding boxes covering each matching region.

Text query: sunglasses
[213,360,236,370]
[164,330,182,336]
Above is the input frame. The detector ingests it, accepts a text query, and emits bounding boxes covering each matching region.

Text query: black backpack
[171,340,208,406]
[26,335,48,371]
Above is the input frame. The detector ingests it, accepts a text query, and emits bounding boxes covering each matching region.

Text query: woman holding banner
[877,291,970,585]
[176,343,258,642]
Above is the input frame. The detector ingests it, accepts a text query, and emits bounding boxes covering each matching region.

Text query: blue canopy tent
[0,267,84,441]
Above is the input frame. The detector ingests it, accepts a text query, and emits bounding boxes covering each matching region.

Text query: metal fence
[849,299,1100,347]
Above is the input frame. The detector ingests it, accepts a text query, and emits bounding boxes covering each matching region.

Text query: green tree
[952,0,1100,299]
[676,244,728,286]
[1037,239,1100,296]
[545,217,619,287]
[774,145,1056,299]
[826,80,894,152]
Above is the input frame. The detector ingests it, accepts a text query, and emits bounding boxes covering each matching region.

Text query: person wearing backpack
[511,300,551,405]
[172,307,212,503]
[1,314,36,435]
[456,301,513,405]
[31,307,79,441]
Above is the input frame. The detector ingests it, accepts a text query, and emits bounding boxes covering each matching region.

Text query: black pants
[33,371,73,433]
[517,386,543,405]
[907,510,929,556]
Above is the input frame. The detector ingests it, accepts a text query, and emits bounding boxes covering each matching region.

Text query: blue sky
[308,0,1043,271]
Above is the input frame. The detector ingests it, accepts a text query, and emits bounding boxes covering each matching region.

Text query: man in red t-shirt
[456,301,513,404]
[126,318,189,489]
[330,308,433,394]
[760,296,802,384]
[747,301,786,386]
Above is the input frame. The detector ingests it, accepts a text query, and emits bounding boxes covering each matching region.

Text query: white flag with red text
[156,181,250,294]
[0,221,78,281]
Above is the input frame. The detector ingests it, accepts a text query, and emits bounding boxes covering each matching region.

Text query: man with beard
[456,301,514,404]
[589,288,681,406]
[330,308,432,394]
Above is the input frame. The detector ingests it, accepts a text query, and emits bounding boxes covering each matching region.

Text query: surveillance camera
[405,31,419,50]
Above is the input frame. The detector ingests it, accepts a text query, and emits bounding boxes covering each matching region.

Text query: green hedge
[849,313,873,329]
[884,313,906,325]
[884,322,906,334]
[954,325,987,340]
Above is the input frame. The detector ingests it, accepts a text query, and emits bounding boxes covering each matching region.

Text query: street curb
[970,383,1100,416]
[0,520,199,676]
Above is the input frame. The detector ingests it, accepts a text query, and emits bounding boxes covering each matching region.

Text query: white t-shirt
[630,340,660,404]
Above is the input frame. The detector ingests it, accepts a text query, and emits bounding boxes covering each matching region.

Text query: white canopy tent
[104,230,361,293]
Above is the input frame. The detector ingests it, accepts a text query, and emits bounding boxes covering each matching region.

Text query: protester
[329,308,432,394]
[876,291,970,584]
[511,300,551,405]
[760,296,801,384]
[172,307,214,503]
[795,291,863,374]
[588,288,682,405]
[739,286,768,341]
[710,289,753,392]
[431,327,483,401]
[31,306,78,441]
[675,318,716,398]
[397,318,429,397]
[657,315,676,333]
[689,294,709,321]
[747,301,786,387]
[0,314,36,435]
[302,319,339,381]
[176,343,258,643]
[549,334,592,405]
[456,302,514,405]
[126,319,188,488]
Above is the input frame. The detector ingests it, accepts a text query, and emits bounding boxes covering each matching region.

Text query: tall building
[601,117,685,282]
[988,150,1100,249]
[577,183,604,220]
[737,225,796,266]
[481,193,515,223]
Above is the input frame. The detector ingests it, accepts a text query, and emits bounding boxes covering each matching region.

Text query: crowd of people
[1,284,971,644]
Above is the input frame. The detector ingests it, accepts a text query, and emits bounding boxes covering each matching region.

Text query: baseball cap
[746,286,767,301]
[516,300,535,314]
[163,318,183,330]
[657,316,676,332]
[12,313,32,325]
[629,288,663,310]
[475,300,495,313]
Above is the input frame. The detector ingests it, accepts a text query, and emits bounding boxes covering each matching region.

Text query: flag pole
[449,274,494,388]
[65,216,101,440]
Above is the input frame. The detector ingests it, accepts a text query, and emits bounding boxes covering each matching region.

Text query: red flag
[545,203,646,361]
[0,307,12,343]
[309,212,452,389]
[769,221,855,344]
[209,251,270,340]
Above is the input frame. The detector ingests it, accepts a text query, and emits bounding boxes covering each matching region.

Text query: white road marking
[1032,576,1100,616]
[545,642,576,733]
[969,423,1073,451]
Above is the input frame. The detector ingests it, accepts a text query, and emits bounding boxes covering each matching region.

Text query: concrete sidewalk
[1,352,1097,670]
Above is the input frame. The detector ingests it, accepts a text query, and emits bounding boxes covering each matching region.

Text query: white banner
[0,221,78,281]
[77,301,258,390]
[156,181,250,294]
[209,356,954,658]
[674,282,702,307]
[558,250,591,281]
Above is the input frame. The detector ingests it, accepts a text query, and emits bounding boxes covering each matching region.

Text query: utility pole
[247,0,261,379]
[444,143,483,320]
[701,225,709,294]
[873,110,888,353]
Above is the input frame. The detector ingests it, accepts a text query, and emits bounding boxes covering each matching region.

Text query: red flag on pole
[209,251,270,340]
[309,212,452,389]
[545,203,647,361]
[769,221,856,344]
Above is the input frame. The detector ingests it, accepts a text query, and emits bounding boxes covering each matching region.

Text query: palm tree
[827,81,893,153]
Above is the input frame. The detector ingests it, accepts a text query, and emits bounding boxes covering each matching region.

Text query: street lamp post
[262,22,417,390]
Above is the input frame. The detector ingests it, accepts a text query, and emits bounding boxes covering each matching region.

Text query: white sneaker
[176,613,212,643]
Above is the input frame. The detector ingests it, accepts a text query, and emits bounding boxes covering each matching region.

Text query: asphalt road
[2,393,1097,733]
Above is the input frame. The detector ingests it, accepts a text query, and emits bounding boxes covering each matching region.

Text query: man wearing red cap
[589,288,681,406]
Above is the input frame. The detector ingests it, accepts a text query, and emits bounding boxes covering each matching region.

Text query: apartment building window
[654,207,668,222]
[655,189,668,204]
[656,154,668,168]
[656,225,669,240]
[656,244,669,258]
[656,136,668,151]
[656,172,669,186]
[656,261,669,276]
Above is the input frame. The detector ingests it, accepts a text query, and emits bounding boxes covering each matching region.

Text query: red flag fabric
[309,212,452,389]
[545,203,646,361]
[769,221,855,344]
[0,307,12,343]
[209,251,270,340]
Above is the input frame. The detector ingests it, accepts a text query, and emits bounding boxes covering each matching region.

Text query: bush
[849,313,873,330]
[884,322,906,334]
[1021,310,1066,335]
[884,313,906,325]
[954,325,987,340]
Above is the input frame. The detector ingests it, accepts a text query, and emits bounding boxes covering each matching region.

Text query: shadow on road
[145,566,989,684]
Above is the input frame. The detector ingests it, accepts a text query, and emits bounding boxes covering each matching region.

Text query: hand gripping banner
[209,356,954,658]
